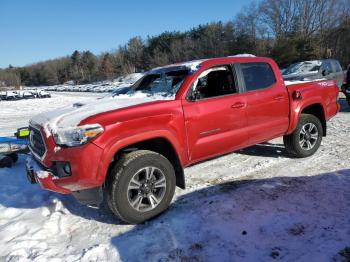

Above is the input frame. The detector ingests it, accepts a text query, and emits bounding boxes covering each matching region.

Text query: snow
[230,54,256,57]
[121,73,144,84]
[0,92,350,261]
[284,79,334,87]
[283,60,322,77]
[285,80,314,86]
[26,156,52,179]
[284,78,326,86]
[152,59,206,73]
[30,92,175,136]
[180,60,206,72]
[0,92,100,137]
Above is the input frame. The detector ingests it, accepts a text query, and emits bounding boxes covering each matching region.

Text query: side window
[333,61,342,72]
[192,65,237,100]
[240,63,276,92]
[135,74,162,92]
[321,61,333,73]
[164,70,188,94]
[310,65,321,72]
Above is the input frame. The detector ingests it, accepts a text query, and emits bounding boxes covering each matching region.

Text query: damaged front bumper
[26,154,71,194]
[26,154,103,206]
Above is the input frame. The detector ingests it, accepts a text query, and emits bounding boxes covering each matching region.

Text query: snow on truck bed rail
[284,78,329,86]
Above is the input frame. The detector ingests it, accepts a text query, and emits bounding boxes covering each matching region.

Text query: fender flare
[287,96,325,135]
[95,130,187,186]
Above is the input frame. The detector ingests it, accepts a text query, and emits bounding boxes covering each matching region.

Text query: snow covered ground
[0,92,349,261]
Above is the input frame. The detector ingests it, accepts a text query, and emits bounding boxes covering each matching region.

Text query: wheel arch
[300,103,326,136]
[288,101,327,136]
[99,135,186,189]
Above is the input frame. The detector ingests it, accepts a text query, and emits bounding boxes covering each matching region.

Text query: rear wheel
[283,114,323,158]
[105,150,176,224]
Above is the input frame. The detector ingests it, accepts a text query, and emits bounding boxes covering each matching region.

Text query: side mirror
[15,127,30,140]
[189,89,201,101]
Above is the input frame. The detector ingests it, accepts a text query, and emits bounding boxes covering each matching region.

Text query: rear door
[238,62,289,145]
[182,64,248,162]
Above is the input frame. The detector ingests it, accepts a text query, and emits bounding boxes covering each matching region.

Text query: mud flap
[72,187,103,207]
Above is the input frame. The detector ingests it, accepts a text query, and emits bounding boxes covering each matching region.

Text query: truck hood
[30,93,174,135]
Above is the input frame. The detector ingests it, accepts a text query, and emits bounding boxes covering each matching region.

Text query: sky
[0,0,253,68]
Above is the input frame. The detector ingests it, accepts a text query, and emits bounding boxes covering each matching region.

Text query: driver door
[182,64,248,163]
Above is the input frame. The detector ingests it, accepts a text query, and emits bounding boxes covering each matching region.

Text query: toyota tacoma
[26,56,340,224]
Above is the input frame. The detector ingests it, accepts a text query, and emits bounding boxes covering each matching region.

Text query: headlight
[53,124,104,147]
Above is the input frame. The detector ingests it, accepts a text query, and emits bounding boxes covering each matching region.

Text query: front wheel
[105,150,176,224]
[283,114,323,158]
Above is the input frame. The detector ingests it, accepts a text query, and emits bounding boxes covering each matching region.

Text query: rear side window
[333,61,342,72]
[240,63,276,91]
[321,61,334,73]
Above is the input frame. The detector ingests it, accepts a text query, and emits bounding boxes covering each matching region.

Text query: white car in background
[0,91,19,100]
[56,86,66,92]
[16,90,35,99]
[79,86,89,92]
[36,90,51,98]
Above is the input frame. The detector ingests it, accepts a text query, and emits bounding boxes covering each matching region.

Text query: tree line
[1,0,349,88]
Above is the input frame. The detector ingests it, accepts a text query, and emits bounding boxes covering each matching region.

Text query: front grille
[29,126,46,158]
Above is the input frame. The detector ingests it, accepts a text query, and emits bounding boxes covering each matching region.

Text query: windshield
[129,69,189,97]
[283,61,321,75]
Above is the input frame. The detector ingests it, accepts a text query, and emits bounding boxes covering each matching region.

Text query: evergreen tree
[82,51,98,82]
[99,53,114,79]
[70,50,83,83]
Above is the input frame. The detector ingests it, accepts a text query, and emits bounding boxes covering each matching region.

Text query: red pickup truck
[26,56,340,224]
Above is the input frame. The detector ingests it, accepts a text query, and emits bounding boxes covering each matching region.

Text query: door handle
[273,95,285,101]
[231,102,246,109]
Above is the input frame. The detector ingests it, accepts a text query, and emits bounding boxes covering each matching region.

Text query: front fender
[95,129,187,184]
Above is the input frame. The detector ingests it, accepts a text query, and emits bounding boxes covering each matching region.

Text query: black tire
[105,150,176,224]
[283,114,323,158]
[0,156,14,168]
[8,153,18,163]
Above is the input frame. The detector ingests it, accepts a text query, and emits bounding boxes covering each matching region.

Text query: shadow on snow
[111,169,350,261]
[0,157,120,224]
[0,160,349,260]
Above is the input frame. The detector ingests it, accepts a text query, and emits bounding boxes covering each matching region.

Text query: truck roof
[150,54,270,74]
